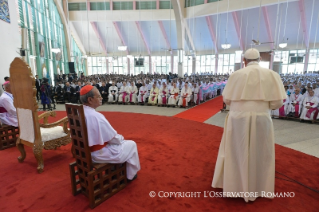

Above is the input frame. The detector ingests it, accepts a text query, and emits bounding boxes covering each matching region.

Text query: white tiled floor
[205,111,319,158]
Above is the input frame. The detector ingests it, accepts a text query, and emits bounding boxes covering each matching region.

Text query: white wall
[0,0,21,93]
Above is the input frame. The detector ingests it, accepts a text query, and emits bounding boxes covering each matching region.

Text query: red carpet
[174,96,223,122]
[0,111,318,211]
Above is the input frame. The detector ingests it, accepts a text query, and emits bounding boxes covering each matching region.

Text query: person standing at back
[211,48,286,202]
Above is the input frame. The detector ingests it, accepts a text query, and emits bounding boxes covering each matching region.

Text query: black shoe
[127,174,137,182]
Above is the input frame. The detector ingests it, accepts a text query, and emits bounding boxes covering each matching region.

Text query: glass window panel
[230,54,235,65]
[308,64,315,72]
[223,55,229,66]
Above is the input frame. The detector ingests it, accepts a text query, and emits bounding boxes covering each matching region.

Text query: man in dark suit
[68,73,74,83]
[63,82,75,102]
[99,82,108,104]
[35,75,41,101]
[75,81,82,103]
[92,81,100,90]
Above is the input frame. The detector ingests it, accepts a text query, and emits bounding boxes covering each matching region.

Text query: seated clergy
[128,82,138,103]
[158,83,169,105]
[99,82,108,103]
[138,82,149,103]
[178,83,193,107]
[108,82,118,103]
[168,83,180,106]
[80,85,140,181]
[118,82,130,103]
[0,81,18,127]
[192,83,200,105]
[148,83,159,105]
[288,87,303,117]
[300,90,319,121]
[271,95,290,117]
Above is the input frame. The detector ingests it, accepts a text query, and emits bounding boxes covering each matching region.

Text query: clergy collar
[247,61,260,66]
[83,104,95,111]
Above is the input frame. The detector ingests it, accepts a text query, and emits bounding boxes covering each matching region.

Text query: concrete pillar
[192,57,196,74]
[127,58,130,75]
[149,56,152,74]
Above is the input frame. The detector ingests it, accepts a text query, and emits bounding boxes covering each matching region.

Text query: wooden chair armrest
[38,111,56,124]
[39,117,69,133]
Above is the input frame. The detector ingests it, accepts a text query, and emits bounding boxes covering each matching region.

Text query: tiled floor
[205,111,319,158]
[50,102,319,158]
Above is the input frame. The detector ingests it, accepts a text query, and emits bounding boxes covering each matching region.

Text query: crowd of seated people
[271,74,319,122]
[46,72,228,108]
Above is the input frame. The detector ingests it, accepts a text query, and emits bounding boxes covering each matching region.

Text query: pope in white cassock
[80,85,141,181]
[211,48,286,202]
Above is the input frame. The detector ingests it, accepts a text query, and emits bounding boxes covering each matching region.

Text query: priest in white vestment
[158,83,169,105]
[118,82,129,103]
[168,83,179,106]
[128,82,138,103]
[138,82,149,103]
[212,48,286,202]
[0,81,18,127]
[108,82,118,103]
[80,85,140,180]
[192,83,200,105]
[288,87,303,117]
[178,83,192,107]
[300,90,319,121]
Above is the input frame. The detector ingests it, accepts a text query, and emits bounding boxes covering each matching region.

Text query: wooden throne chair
[65,103,127,209]
[9,57,72,173]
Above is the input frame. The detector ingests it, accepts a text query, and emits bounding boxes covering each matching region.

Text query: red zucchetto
[80,85,94,95]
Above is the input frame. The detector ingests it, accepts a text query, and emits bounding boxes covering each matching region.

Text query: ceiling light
[51,48,61,53]
[221,44,231,49]
[279,43,287,48]
[118,46,127,51]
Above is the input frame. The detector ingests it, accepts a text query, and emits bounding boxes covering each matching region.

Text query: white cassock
[178,87,192,106]
[128,86,138,103]
[192,86,200,105]
[118,86,130,103]
[0,92,18,127]
[108,86,118,102]
[138,86,149,103]
[288,93,304,117]
[83,105,141,180]
[212,61,287,202]
[271,96,290,117]
[158,87,169,105]
[168,87,180,105]
[300,96,319,120]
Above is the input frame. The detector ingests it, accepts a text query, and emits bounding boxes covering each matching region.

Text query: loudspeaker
[68,62,75,73]
[20,49,26,56]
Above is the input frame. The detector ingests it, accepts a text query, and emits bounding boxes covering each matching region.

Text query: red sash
[173,93,178,99]
[90,142,107,152]
[162,91,167,105]
[152,92,156,101]
[122,92,127,102]
[294,102,300,117]
[195,93,199,105]
[140,91,145,103]
[183,93,188,107]
[279,99,286,116]
[129,93,133,102]
[305,102,319,120]
[0,107,7,113]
